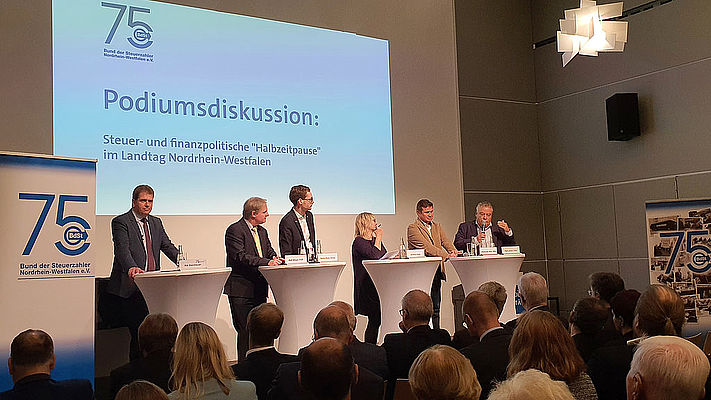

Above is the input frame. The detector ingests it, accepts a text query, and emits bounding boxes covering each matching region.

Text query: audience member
[507,311,598,400]
[504,272,558,330]
[0,329,93,400]
[633,284,685,337]
[609,289,641,342]
[232,303,297,400]
[460,291,512,399]
[299,338,356,400]
[169,322,256,400]
[383,289,451,379]
[115,380,169,400]
[626,335,709,400]
[329,301,388,380]
[569,297,616,362]
[588,272,625,305]
[409,345,481,400]
[487,369,575,400]
[452,281,509,349]
[110,313,178,398]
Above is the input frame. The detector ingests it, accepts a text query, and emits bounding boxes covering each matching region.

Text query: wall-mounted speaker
[606,93,640,141]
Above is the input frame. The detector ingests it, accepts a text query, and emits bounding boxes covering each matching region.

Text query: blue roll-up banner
[646,199,711,332]
[0,152,96,391]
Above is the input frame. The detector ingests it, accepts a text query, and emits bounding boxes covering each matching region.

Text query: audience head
[634,284,685,337]
[8,329,55,383]
[115,380,169,400]
[314,305,352,344]
[507,311,585,384]
[589,272,625,304]
[300,337,355,400]
[610,289,641,334]
[462,291,501,337]
[354,212,376,238]
[400,289,433,330]
[518,272,548,311]
[408,344,482,400]
[138,313,178,356]
[488,369,575,400]
[247,303,284,348]
[171,322,234,398]
[569,297,608,336]
[329,301,357,332]
[627,335,709,400]
[477,281,507,317]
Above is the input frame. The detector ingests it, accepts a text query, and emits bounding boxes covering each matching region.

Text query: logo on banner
[102,2,155,62]
[20,193,91,256]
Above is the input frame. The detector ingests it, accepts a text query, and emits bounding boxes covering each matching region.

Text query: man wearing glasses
[279,185,317,257]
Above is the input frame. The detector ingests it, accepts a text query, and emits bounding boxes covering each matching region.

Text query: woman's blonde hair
[354,212,375,238]
[507,311,585,383]
[408,345,482,400]
[171,322,234,399]
[634,284,685,337]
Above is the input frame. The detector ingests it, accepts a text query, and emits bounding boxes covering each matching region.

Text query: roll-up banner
[646,199,711,331]
[0,152,96,391]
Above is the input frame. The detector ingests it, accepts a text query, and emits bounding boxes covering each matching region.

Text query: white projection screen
[53,0,395,215]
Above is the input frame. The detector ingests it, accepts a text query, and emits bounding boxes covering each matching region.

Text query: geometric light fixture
[557,0,628,67]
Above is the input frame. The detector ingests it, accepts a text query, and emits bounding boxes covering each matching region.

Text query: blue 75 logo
[660,230,711,274]
[102,2,153,49]
[20,193,91,256]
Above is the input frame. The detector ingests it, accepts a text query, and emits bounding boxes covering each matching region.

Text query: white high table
[447,254,525,324]
[363,257,441,343]
[259,262,346,354]
[134,268,231,328]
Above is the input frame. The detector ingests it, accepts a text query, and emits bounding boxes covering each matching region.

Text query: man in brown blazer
[407,199,457,329]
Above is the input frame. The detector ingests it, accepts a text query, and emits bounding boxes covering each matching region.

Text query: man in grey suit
[106,184,179,360]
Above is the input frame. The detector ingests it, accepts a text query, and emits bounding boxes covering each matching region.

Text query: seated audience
[588,272,625,306]
[487,369,575,400]
[329,301,388,379]
[409,345,481,400]
[569,297,618,362]
[169,322,256,400]
[609,289,640,342]
[460,291,512,399]
[507,311,598,400]
[633,284,684,337]
[504,272,563,330]
[299,338,356,400]
[452,281,509,349]
[115,380,169,400]
[626,335,709,400]
[0,329,93,400]
[232,303,297,400]
[269,306,383,400]
[383,289,451,379]
[111,313,178,398]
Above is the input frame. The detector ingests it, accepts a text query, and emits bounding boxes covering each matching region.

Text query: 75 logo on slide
[20,193,91,256]
[102,2,154,49]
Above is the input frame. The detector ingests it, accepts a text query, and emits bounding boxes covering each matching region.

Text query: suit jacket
[460,328,512,399]
[383,325,452,379]
[224,218,278,300]
[453,221,515,252]
[278,209,316,257]
[168,378,256,400]
[107,210,179,298]
[296,339,389,381]
[0,374,93,400]
[109,348,173,398]
[232,348,298,400]
[504,305,568,331]
[407,219,456,280]
[267,362,383,400]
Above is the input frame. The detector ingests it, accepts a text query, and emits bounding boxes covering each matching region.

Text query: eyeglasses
[303,197,314,203]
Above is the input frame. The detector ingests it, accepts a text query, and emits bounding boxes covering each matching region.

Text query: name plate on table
[317,253,338,262]
[285,254,308,264]
[179,259,207,269]
[502,246,521,255]
[480,247,498,255]
[406,249,426,258]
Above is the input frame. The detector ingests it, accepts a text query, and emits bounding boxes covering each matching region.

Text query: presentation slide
[53,0,394,215]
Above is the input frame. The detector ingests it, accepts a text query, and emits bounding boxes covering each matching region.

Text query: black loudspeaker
[606,93,640,141]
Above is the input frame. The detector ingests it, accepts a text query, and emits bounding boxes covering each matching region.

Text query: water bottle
[470,236,477,256]
[399,237,408,259]
[300,240,306,255]
[316,239,322,254]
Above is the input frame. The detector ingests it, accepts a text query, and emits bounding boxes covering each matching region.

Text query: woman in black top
[351,212,386,343]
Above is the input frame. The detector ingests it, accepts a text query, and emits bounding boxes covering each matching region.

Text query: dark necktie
[142,217,156,271]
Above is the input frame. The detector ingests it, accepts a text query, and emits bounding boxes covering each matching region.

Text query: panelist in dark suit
[460,291,513,399]
[278,185,317,257]
[0,329,93,400]
[225,197,284,361]
[383,290,451,380]
[453,201,515,252]
[107,184,179,360]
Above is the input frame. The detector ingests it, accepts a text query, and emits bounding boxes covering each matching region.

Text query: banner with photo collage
[646,199,711,329]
